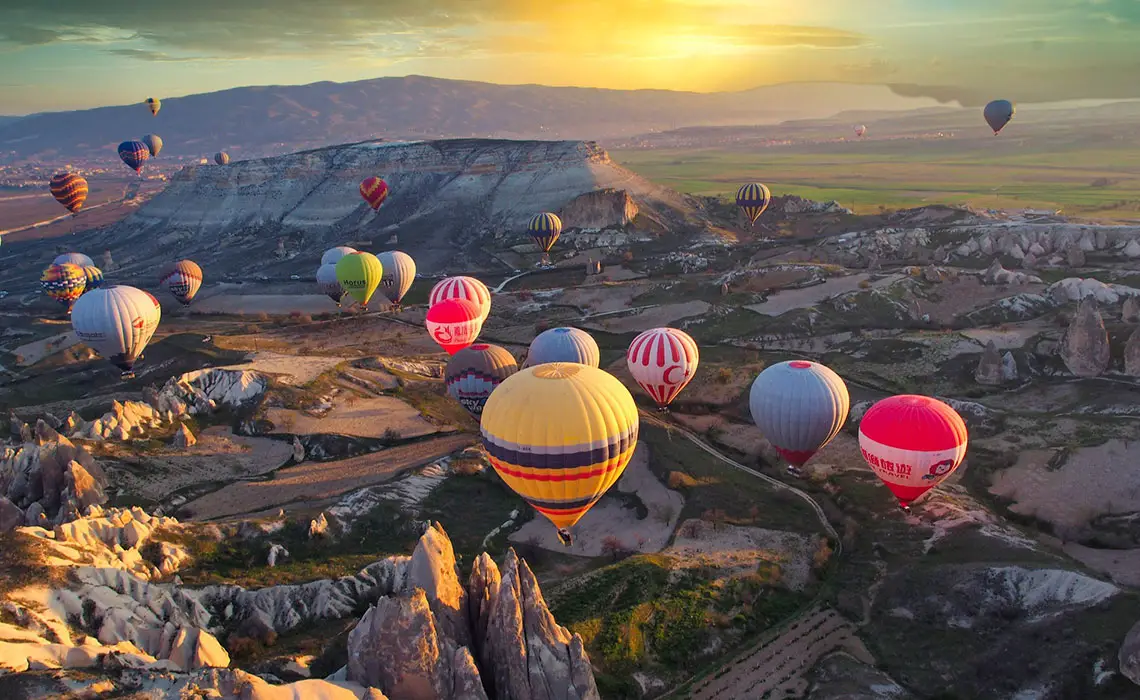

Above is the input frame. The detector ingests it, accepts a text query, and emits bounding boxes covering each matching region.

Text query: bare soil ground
[0,181,165,242]
[1062,543,1140,588]
[216,351,349,386]
[917,276,1047,324]
[558,284,642,314]
[266,396,443,439]
[745,274,901,317]
[190,294,342,316]
[583,301,712,333]
[665,519,818,591]
[9,331,81,367]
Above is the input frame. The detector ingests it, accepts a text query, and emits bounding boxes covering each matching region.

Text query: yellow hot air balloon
[480,363,640,546]
[335,252,383,309]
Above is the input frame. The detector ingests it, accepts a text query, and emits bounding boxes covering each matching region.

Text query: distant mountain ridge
[0,75,937,163]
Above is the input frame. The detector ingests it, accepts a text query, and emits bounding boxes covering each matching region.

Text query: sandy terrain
[10,331,81,366]
[918,276,1047,325]
[989,440,1140,531]
[666,520,818,591]
[959,325,1044,350]
[558,284,641,314]
[583,300,711,333]
[11,390,144,417]
[108,426,294,502]
[1062,543,1140,588]
[218,351,349,385]
[182,433,474,520]
[691,606,872,700]
[745,274,901,317]
[266,396,442,439]
[190,294,342,316]
[508,443,684,556]
[670,415,770,458]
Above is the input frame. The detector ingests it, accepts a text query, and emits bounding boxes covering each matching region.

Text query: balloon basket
[556,529,574,547]
[120,371,136,380]
[656,406,670,414]
[785,465,803,478]
[898,503,912,514]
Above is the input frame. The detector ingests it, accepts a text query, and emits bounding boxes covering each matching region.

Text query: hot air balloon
[142,134,163,158]
[855,125,867,137]
[118,141,149,173]
[983,100,1015,134]
[749,361,850,475]
[445,343,519,417]
[360,176,389,211]
[81,266,104,293]
[49,173,88,214]
[626,327,699,410]
[335,252,383,309]
[40,264,87,313]
[54,253,94,267]
[858,395,968,511]
[321,246,357,266]
[526,327,599,368]
[160,260,203,305]
[429,276,491,323]
[736,183,771,227]
[480,363,640,546]
[144,97,161,116]
[426,298,483,355]
[71,285,162,379]
[377,251,416,306]
[214,152,230,166]
[316,263,344,303]
[527,212,562,256]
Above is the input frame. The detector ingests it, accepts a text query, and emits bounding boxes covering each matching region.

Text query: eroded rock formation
[975,341,1017,385]
[557,188,638,230]
[1123,620,1140,686]
[1060,296,1111,378]
[0,421,108,531]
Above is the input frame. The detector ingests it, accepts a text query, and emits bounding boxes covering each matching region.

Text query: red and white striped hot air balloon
[626,327,699,410]
[858,395,968,511]
[425,298,483,355]
[430,276,491,323]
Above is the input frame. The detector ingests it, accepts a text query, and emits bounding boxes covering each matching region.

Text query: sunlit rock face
[1060,296,1110,378]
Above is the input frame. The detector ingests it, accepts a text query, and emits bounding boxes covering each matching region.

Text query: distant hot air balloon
[983,100,1015,135]
[429,276,491,323]
[214,152,230,166]
[118,141,150,174]
[480,362,640,546]
[49,172,88,214]
[160,260,203,305]
[858,395,967,511]
[144,97,161,116]
[426,298,483,355]
[626,327,699,410]
[749,360,850,472]
[445,343,519,417]
[526,327,599,368]
[40,264,87,313]
[360,176,389,211]
[142,134,163,158]
[71,285,161,379]
[527,212,563,254]
[377,251,416,306]
[316,263,344,303]
[736,183,771,227]
[54,253,94,267]
[80,266,104,293]
[321,246,357,266]
[335,252,383,309]
[855,125,867,137]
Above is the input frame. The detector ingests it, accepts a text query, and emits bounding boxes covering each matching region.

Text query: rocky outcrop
[1123,619,1140,686]
[1060,296,1111,378]
[781,196,851,215]
[173,423,197,449]
[1125,328,1140,377]
[980,261,1041,286]
[1048,278,1140,306]
[1124,296,1140,323]
[0,421,108,531]
[556,188,638,230]
[975,341,1018,385]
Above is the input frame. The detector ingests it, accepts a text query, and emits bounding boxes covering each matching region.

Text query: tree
[600,535,623,561]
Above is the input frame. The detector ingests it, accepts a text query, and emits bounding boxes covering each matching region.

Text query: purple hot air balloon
[983,100,1015,134]
[117,140,149,173]
[445,343,519,417]
[525,327,600,368]
[749,360,850,474]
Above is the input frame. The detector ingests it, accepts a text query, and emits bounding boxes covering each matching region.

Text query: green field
[611,138,1140,220]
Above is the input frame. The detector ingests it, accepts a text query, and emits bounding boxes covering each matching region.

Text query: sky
[1,0,1139,114]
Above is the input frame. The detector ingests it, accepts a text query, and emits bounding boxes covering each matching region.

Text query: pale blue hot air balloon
[526,327,600,368]
[54,252,94,267]
[983,100,1015,134]
[316,263,343,303]
[71,285,162,379]
[749,360,850,472]
[321,246,357,266]
[377,250,416,306]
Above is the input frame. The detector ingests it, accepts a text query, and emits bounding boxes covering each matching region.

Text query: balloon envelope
[81,266,104,293]
[335,252,383,306]
[360,176,389,211]
[145,97,160,116]
[749,360,850,467]
[855,125,867,137]
[984,100,1015,134]
[41,264,87,312]
[321,246,357,266]
[142,134,163,158]
[858,395,968,506]
[429,276,491,323]
[626,327,699,408]
[736,183,771,225]
[527,327,599,368]
[160,260,203,305]
[445,343,518,417]
[50,173,88,213]
[53,253,94,267]
[214,152,230,165]
[425,298,483,355]
[71,285,161,376]
[377,251,416,305]
[316,263,344,303]
[527,212,563,253]
[118,141,149,173]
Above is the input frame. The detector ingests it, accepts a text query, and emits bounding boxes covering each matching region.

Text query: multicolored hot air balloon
[316,263,344,303]
[360,177,389,211]
[527,212,562,254]
[71,285,161,379]
[118,141,149,174]
[626,327,699,410]
[321,246,357,266]
[481,363,640,546]
[41,264,87,313]
[445,343,518,417]
[429,276,491,323]
[526,327,599,368]
[736,183,771,227]
[749,360,850,473]
[214,152,230,166]
[54,253,94,267]
[426,298,482,355]
[335,252,383,309]
[49,172,88,214]
[144,97,161,116]
[142,134,163,158]
[81,266,104,293]
[858,395,968,511]
[160,260,203,305]
[984,100,1015,135]
[854,125,867,137]
[377,251,416,306]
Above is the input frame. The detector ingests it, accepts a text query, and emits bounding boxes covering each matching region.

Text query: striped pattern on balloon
[429,276,491,322]
[118,141,150,173]
[735,182,771,226]
[425,298,483,355]
[626,327,699,409]
[49,172,89,214]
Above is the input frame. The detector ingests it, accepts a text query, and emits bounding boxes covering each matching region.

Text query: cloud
[0,24,63,46]
[105,48,205,62]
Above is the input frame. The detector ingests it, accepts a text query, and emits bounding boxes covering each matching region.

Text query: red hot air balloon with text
[627,327,699,411]
[426,298,483,355]
[857,395,968,512]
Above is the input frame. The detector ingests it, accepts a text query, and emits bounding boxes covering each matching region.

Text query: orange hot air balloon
[360,177,389,211]
[50,172,89,214]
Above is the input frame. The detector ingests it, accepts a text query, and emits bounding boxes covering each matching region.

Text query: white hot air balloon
[377,251,417,307]
[430,276,492,323]
[626,327,700,410]
[321,246,357,267]
[316,263,344,304]
[54,252,94,267]
[71,285,162,379]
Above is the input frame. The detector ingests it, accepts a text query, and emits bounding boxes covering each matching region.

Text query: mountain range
[0,75,941,163]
